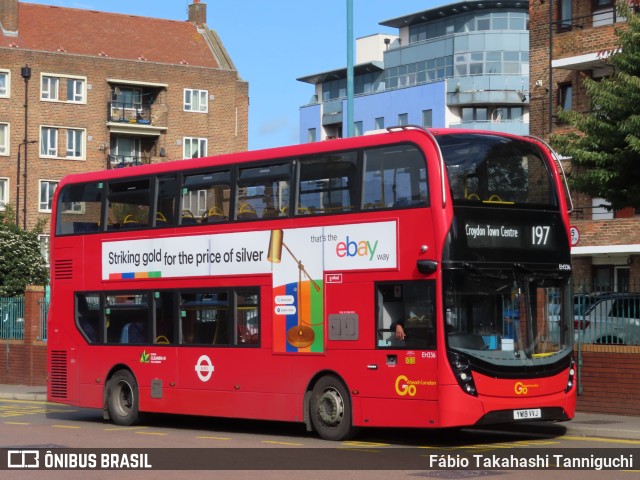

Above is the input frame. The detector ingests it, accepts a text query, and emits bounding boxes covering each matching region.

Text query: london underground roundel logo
[195,355,214,382]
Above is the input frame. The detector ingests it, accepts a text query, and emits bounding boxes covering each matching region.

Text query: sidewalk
[1,384,639,441]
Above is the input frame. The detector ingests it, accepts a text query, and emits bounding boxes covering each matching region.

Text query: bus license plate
[513,408,541,420]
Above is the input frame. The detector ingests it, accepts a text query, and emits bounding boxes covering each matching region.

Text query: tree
[0,205,49,297]
[550,4,640,210]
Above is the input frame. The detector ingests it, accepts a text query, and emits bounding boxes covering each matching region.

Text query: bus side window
[363,145,428,210]
[105,294,150,344]
[106,179,151,230]
[154,291,175,344]
[180,291,230,345]
[76,293,101,343]
[236,164,290,220]
[376,281,436,350]
[235,289,259,346]
[155,175,177,227]
[298,152,358,215]
[181,170,231,224]
[56,183,102,235]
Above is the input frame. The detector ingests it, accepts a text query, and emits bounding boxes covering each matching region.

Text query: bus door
[370,280,439,425]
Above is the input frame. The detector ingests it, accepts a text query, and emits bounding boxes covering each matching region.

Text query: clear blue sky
[32,0,442,150]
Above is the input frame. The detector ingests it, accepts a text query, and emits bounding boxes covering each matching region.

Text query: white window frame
[66,77,85,103]
[183,137,208,159]
[184,88,209,113]
[40,73,87,104]
[66,128,85,159]
[0,122,8,156]
[41,75,59,101]
[39,180,58,213]
[0,177,8,211]
[40,126,59,157]
[0,69,9,98]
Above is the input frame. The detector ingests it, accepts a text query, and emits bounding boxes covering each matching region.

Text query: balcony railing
[108,154,151,169]
[108,102,152,125]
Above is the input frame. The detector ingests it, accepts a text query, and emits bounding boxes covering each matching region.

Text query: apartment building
[529,0,640,287]
[298,0,530,141]
[0,1,248,245]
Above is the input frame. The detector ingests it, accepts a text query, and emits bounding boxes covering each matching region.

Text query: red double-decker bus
[47,127,576,440]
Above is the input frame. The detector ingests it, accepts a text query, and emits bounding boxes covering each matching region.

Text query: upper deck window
[363,145,428,209]
[435,133,556,207]
[106,179,151,230]
[56,182,102,235]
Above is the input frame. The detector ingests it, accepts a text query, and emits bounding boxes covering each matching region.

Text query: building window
[0,122,8,155]
[422,110,433,128]
[41,127,58,157]
[559,83,573,111]
[39,180,58,212]
[66,129,84,158]
[559,0,573,30]
[461,107,488,122]
[183,137,207,159]
[398,113,408,126]
[67,78,84,102]
[0,70,9,98]
[307,128,317,143]
[354,121,363,136]
[41,76,58,100]
[41,74,86,103]
[375,117,385,130]
[0,177,8,210]
[184,89,208,113]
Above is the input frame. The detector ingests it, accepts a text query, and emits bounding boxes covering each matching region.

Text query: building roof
[297,61,384,85]
[379,0,528,28]
[1,3,221,68]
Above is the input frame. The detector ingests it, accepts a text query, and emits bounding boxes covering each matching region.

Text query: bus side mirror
[417,260,438,274]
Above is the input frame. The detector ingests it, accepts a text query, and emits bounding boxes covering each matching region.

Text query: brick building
[0,1,248,246]
[529,0,640,288]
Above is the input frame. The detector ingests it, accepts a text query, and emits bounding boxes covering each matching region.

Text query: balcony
[108,154,151,169]
[108,102,151,124]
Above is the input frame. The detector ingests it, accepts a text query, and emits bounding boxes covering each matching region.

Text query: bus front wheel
[310,375,357,441]
[106,370,140,426]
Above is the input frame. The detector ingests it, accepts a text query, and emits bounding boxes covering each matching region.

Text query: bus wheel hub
[318,389,344,425]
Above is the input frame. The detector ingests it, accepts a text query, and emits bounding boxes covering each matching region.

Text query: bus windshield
[444,269,572,367]
[435,133,557,207]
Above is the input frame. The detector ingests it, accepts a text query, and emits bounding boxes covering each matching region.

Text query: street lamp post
[15,140,37,226]
[20,65,32,230]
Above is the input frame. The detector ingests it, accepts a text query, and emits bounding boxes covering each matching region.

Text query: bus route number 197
[531,226,550,246]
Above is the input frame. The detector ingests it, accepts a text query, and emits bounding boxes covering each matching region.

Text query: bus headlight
[448,352,477,396]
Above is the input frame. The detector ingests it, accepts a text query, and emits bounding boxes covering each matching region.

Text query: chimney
[0,0,19,35]
[188,0,206,27]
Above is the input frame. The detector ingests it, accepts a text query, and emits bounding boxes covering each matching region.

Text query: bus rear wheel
[106,370,140,426]
[310,375,357,441]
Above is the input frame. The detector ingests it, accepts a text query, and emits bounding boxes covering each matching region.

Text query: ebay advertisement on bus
[101,220,397,280]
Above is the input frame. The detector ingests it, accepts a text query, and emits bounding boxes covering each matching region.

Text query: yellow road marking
[135,431,167,436]
[0,398,62,406]
[343,440,390,447]
[261,440,303,446]
[104,426,149,431]
[4,421,30,425]
[562,435,640,445]
[52,425,81,429]
[196,435,231,441]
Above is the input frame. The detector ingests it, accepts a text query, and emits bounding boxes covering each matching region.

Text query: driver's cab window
[376,281,436,349]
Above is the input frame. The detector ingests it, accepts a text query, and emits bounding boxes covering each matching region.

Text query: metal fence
[0,297,25,340]
[0,296,49,341]
[573,280,640,347]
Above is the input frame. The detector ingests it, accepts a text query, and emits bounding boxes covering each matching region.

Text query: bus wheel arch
[104,366,140,426]
[305,372,358,441]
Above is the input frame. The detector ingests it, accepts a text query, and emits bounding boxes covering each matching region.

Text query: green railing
[0,297,25,340]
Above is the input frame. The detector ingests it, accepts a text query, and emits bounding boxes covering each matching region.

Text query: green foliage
[550,4,640,209]
[0,204,49,296]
